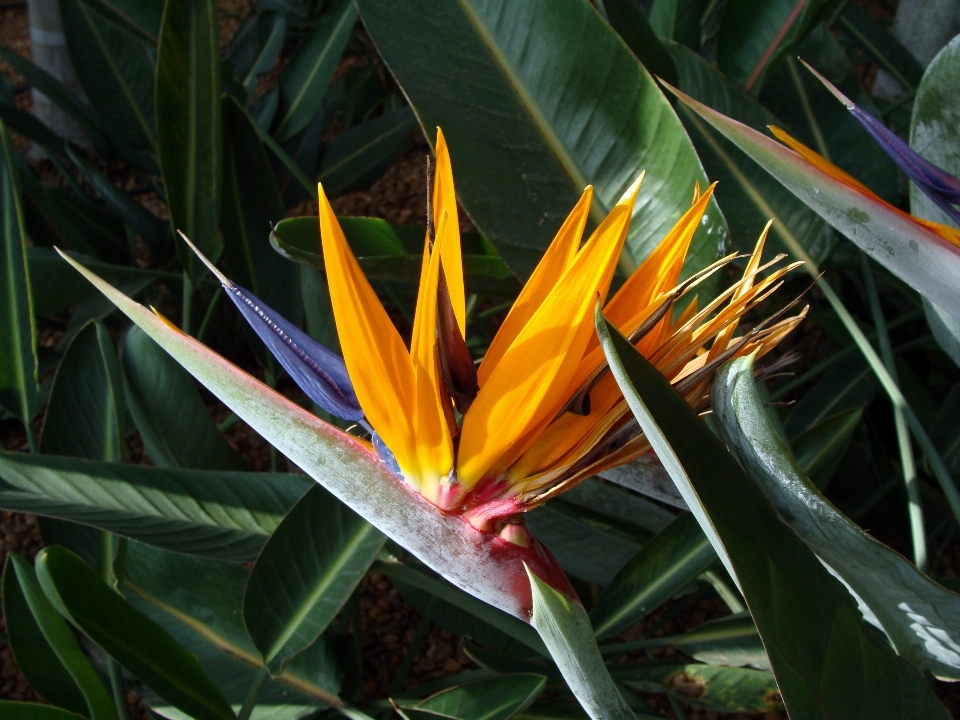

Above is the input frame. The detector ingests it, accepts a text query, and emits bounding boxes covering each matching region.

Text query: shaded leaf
[0,120,38,424]
[590,512,714,640]
[122,542,342,706]
[713,354,960,681]
[2,555,100,717]
[0,451,308,561]
[274,1,358,141]
[597,308,951,718]
[615,662,781,713]
[317,106,417,197]
[122,325,245,471]
[244,484,385,671]
[354,0,727,280]
[157,0,222,274]
[221,95,302,328]
[398,674,546,720]
[40,321,124,462]
[36,546,236,720]
[0,702,87,720]
[59,0,156,152]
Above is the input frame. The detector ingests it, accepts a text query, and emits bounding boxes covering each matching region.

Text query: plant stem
[817,278,960,526]
[101,534,131,720]
[859,253,927,571]
[237,666,270,720]
[182,270,193,335]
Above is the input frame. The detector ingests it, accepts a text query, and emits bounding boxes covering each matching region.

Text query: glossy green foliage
[355,0,726,280]
[243,484,385,672]
[713,355,960,681]
[122,325,245,471]
[36,545,236,720]
[40,321,124,462]
[156,0,222,274]
[0,451,307,561]
[597,310,951,719]
[2,554,115,719]
[0,120,38,426]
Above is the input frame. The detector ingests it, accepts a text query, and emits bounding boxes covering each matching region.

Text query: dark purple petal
[226,284,365,422]
[850,106,960,225]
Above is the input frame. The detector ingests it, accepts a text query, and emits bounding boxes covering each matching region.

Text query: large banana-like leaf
[596,307,951,719]
[156,0,222,274]
[0,120,38,427]
[354,0,727,280]
[664,81,960,312]
[243,484,385,672]
[712,354,960,681]
[0,451,307,561]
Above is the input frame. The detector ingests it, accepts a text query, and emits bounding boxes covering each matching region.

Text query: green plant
[1,1,959,719]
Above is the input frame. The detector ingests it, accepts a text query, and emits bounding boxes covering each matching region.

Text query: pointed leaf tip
[178,230,233,287]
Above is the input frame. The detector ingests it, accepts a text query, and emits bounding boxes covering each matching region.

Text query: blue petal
[850,105,960,225]
[371,432,402,477]
[225,284,365,421]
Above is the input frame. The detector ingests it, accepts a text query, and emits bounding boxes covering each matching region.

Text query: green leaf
[666,42,836,262]
[526,570,636,720]
[712,354,960,681]
[24,186,130,265]
[615,662,781,713]
[122,542,342,706]
[910,35,960,365]
[220,95,302,327]
[354,0,727,280]
[759,24,899,202]
[0,120,39,425]
[599,0,676,85]
[156,0,223,274]
[271,216,521,298]
[2,555,101,717]
[40,321,124,462]
[596,307,951,718]
[789,407,862,488]
[227,11,286,102]
[243,484,385,671]
[836,6,924,93]
[0,702,87,720]
[0,46,111,156]
[559,477,676,535]
[317,106,417,197]
[399,674,546,720]
[122,324,245,471]
[589,512,714,640]
[36,545,236,720]
[65,146,169,256]
[524,501,641,585]
[669,613,769,671]
[663,80,960,313]
[374,559,547,656]
[783,356,877,437]
[82,0,164,43]
[274,1,358,141]
[59,0,157,152]
[0,451,308,561]
[716,0,826,91]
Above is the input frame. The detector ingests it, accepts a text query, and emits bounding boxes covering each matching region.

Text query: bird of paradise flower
[59,128,804,719]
